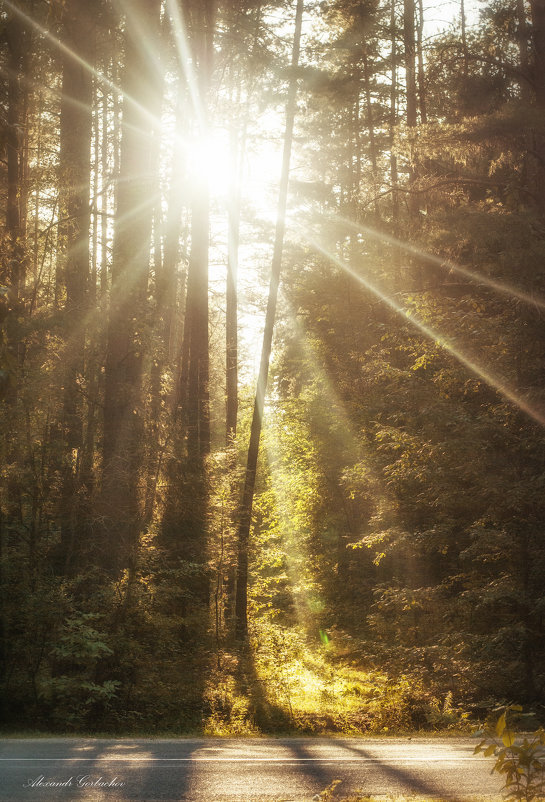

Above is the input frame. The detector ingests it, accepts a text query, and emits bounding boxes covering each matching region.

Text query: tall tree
[529,0,545,104]
[102,0,162,572]
[184,0,216,460]
[403,0,417,127]
[235,0,304,640]
[226,119,241,445]
[3,6,31,396]
[57,0,94,571]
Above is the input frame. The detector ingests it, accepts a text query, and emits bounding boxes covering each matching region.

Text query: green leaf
[484,744,496,757]
[496,713,507,737]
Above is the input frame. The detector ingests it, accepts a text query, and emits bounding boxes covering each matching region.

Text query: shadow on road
[0,738,202,801]
[335,739,475,802]
[284,739,346,798]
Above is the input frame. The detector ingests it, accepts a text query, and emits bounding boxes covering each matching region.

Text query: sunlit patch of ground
[202,623,471,736]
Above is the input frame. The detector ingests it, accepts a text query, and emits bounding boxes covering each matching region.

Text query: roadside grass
[310,797,500,802]
[302,797,501,802]
[305,786,503,801]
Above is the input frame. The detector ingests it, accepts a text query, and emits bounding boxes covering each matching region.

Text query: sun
[188,131,233,200]
[181,123,283,224]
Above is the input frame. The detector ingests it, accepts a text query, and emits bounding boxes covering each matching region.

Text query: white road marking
[0,756,475,762]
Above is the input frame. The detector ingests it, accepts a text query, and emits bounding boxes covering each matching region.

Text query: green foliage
[474,706,545,801]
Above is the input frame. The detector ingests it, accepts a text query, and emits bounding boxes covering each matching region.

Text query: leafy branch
[474,705,545,802]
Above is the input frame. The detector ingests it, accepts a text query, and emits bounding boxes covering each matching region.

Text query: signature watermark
[23,775,125,790]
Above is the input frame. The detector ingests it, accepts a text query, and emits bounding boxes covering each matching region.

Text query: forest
[1,0,545,736]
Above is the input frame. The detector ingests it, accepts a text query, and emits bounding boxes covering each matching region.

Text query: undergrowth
[202,621,472,736]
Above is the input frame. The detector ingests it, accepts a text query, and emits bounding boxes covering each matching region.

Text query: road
[0,737,504,801]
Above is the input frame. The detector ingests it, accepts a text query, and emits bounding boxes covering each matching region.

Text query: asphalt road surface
[0,737,504,801]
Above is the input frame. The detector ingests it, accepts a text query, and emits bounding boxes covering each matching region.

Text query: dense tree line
[1,0,545,732]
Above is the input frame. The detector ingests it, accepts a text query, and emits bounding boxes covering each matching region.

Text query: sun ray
[301,227,545,429]
[3,0,159,129]
[164,0,206,132]
[0,61,94,118]
[256,289,397,640]
[116,0,164,83]
[332,214,545,312]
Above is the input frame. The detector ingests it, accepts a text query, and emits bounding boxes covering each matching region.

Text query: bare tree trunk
[161,89,187,363]
[226,119,241,444]
[519,0,545,216]
[159,2,215,608]
[390,0,400,227]
[529,0,545,105]
[3,11,30,398]
[102,0,162,573]
[185,0,215,461]
[461,0,469,76]
[416,0,427,123]
[0,4,31,721]
[403,0,420,236]
[361,51,379,220]
[235,0,304,640]
[403,0,417,128]
[186,184,211,458]
[57,0,94,572]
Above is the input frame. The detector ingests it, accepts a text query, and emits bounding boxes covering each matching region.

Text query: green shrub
[474,704,545,801]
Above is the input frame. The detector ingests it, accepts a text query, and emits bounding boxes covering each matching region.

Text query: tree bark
[185,0,215,461]
[159,1,215,601]
[226,120,241,444]
[403,0,417,128]
[102,0,162,572]
[529,0,545,105]
[57,0,94,572]
[461,0,469,76]
[403,0,420,226]
[3,10,30,404]
[390,0,400,226]
[362,51,379,220]
[416,0,427,123]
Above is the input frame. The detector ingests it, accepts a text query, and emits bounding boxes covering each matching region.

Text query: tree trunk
[185,0,215,461]
[403,0,420,237]
[403,0,417,128]
[3,11,30,400]
[362,51,379,220]
[416,0,427,123]
[186,182,211,459]
[461,0,469,76]
[102,0,162,572]
[529,0,545,105]
[159,2,215,606]
[235,0,304,640]
[57,0,94,572]
[226,120,241,444]
[161,89,187,364]
[0,6,31,719]
[390,0,400,226]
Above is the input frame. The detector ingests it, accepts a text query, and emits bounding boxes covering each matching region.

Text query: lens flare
[333,214,545,312]
[164,0,206,132]
[301,227,545,429]
[3,0,159,129]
